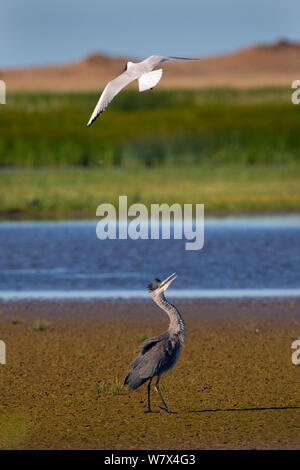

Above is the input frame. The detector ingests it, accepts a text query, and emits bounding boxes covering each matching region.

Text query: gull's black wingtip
[86,109,104,127]
[86,114,99,127]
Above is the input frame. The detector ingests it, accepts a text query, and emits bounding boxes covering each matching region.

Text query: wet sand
[0,298,299,449]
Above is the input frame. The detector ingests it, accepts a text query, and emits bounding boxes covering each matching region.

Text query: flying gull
[87,55,195,126]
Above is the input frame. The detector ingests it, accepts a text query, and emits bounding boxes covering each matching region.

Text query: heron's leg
[155,375,176,413]
[147,377,152,412]
[144,377,160,413]
[144,377,155,413]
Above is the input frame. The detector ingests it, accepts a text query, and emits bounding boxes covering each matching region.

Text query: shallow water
[0,217,299,299]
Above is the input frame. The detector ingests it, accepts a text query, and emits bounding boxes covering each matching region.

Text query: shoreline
[1,297,299,321]
[1,209,300,222]
[1,289,300,302]
[1,165,300,219]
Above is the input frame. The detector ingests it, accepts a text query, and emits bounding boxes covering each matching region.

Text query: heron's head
[147,273,177,296]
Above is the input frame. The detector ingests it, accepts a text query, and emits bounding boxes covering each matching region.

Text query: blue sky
[1,0,299,67]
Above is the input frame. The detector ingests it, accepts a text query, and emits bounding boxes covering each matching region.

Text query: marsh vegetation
[0,88,299,216]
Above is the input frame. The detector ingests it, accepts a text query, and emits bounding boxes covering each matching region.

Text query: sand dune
[1,39,300,91]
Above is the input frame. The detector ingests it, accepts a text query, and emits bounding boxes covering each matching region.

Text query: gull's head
[123,61,134,72]
[147,273,177,297]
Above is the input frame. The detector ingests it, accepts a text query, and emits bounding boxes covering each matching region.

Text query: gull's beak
[160,273,177,291]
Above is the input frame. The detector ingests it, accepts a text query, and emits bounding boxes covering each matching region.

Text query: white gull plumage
[87,55,195,126]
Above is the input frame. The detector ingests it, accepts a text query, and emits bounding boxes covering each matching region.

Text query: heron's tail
[124,369,147,391]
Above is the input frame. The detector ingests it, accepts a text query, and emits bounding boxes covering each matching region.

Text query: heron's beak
[160,273,177,291]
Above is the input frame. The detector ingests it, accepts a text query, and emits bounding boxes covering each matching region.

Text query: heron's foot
[144,409,160,414]
[159,406,176,414]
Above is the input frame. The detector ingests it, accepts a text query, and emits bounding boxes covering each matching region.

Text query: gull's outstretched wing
[144,55,196,71]
[87,71,134,126]
[138,69,163,92]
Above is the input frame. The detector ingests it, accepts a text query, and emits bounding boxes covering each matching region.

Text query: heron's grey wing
[137,339,176,379]
[144,55,196,70]
[130,332,168,369]
[139,332,169,354]
[87,71,133,126]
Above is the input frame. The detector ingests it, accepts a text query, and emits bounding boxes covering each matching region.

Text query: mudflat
[0,298,299,449]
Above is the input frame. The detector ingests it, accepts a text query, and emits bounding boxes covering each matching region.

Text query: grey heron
[87,55,195,126]
[124,273,185,413]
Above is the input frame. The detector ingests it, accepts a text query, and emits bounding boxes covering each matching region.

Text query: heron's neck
[153,293,185,342]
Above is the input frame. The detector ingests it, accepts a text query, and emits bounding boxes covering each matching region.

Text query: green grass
[97,381,108,396]
[0,88,299,168]
[0,164,299,218]
[0,88,299,216]
[138,333,149,342]
[32,319,51,331]
[10,317,22,325]
[111,379,123,396]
